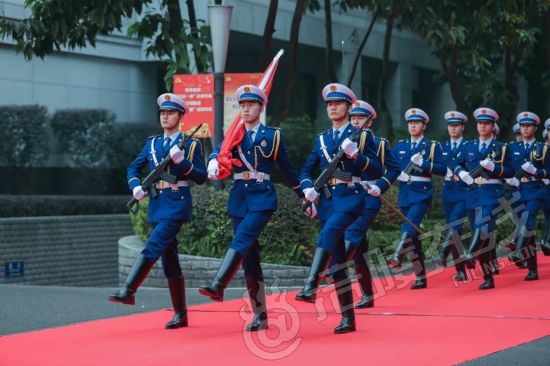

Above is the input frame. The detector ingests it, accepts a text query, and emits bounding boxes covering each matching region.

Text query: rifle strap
[151,137,159,167]
[319,134,333,163]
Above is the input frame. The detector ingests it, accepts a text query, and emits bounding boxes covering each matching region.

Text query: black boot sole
[246,321,268,332]
[355,300,374,309]
[108,295,135,305]
[295,293,316,303]
[198,287,223,302]
[165,320,189,329]
[334,325,356,334]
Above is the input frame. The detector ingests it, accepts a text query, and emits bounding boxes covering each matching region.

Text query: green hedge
[0,105,49,167]
[0,195,128,217]
[51,109,116,168]
[130,184,319,266]
[107,122,160,168]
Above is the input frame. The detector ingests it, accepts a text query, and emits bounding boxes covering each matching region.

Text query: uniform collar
[410,136,424,144]
[163,131,181,143]
[245,122,261,134]
[332,122,350,135]
[450,137,462,145]
[478,137,493,146]
[523,138,535,148]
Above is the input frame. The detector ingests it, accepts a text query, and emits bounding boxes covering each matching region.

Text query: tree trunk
[166,0,184,70]
[186,0,206,72]
[271,0,306,126]
[377,14,394,139]
[347,10,378,87]
[324,0,338,82]
[259,0,279,69]
[439,45,467,112]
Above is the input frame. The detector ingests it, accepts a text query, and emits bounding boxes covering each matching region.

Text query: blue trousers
[142,220,183,278]
[319,211,358,282]
[468,202,500,233]
[345,207,380,248]
[231,211,273,279]
[400,201,430,236]
[517,197,542,231]
[442,200,467,232]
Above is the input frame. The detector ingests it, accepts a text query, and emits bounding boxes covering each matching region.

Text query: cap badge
[165,95,171,102]
[244,86,251,93]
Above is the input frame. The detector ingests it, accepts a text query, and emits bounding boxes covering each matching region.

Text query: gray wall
[0,215,133,286]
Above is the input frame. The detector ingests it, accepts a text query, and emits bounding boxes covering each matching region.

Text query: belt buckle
[521,177,529,183]
[170,182,179,191]
[328,178,336,185]
[475,176,483,185]
[453,175,459,182]
[243,171,250,180]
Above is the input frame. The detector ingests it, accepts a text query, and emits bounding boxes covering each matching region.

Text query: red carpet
[2,254,550,366]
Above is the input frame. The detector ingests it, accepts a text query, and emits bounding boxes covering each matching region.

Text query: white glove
[207,159,219,180]
[341,138,359,159]
[445,168,453,180]
[542,179,550,185]
[521,162,537,175]
[505,177,520,187]
[303,200,317,219]
[458,170,474,185]
[367,184,381,197]
[169,145,185,164]
[410,153,424,166]
[132,186,146,201]
[303,187,319,202]
[397,171,410,182]
[480,158,495,172]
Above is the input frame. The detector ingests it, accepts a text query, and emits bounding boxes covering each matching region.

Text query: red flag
[216,50,284,180]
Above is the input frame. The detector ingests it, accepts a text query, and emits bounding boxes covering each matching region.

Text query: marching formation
[109,80,550,335]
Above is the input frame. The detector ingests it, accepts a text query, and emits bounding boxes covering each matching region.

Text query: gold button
[247,151,251,155]
[245,183,248,188]
[332,187,335,190]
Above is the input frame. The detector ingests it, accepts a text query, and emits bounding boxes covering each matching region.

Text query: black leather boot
[438,229,457,267]
[490,247,500,275]
[354,264,374,308]
[386,232,412,269]
[334,279,356,334]
[478,245,495,290]
[410,241,427,289]
[245,277,268,331]
[109,254,155,305]
[165,276,188,329]
[463,229,482,269]
[199,248,243,302]
[295,247,331,303]
[509,227,529,266]
[524,237,539,281]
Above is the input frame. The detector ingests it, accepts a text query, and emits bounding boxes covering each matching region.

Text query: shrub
[0,105,49,167]
[51,109,116,167]
[131,183,318,266]
[107,122,160,168]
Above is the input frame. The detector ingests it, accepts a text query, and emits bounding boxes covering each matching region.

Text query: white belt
[327,177,354,185]
[234,171,271,181]
[408,176,431,182]
[155,180,188,190]
[474,177,501,185]
[520,176,541,183]
[352,177,376,188]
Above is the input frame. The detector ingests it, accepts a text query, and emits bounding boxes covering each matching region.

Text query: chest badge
[260,139,267,147]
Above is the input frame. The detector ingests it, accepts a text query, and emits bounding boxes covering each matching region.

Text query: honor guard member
[109,93,206,329]
[199,85,304,332]
[504,122,527,268]
[454,107,513,290]
[296,84,382,333]
[540,127,550,255]
[386,108,446,289]
[343,100,400,308]
[507,112,550,281]
[492,123,500,139]
[438,111,469,281]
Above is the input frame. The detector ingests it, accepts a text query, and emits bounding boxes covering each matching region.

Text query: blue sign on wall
[5,261,24,278]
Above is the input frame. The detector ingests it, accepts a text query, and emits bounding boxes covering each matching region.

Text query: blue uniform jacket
[392,137,446,207]
[440,140,469,204]
[210,125,303,217]
[359,135,401,210]
[507,140,550,202]
[127,133,206,224]
[300,124,383,221]
[453,139,514,209]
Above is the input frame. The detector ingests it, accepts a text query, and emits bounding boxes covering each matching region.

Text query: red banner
[173,73,263,138]
[173,74,214,138]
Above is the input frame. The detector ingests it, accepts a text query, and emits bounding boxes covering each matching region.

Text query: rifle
[362,181,424,235]
[403,150,425,185]
[126,124,203,214]
[302,116,373,213]
[468,151,495,189]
